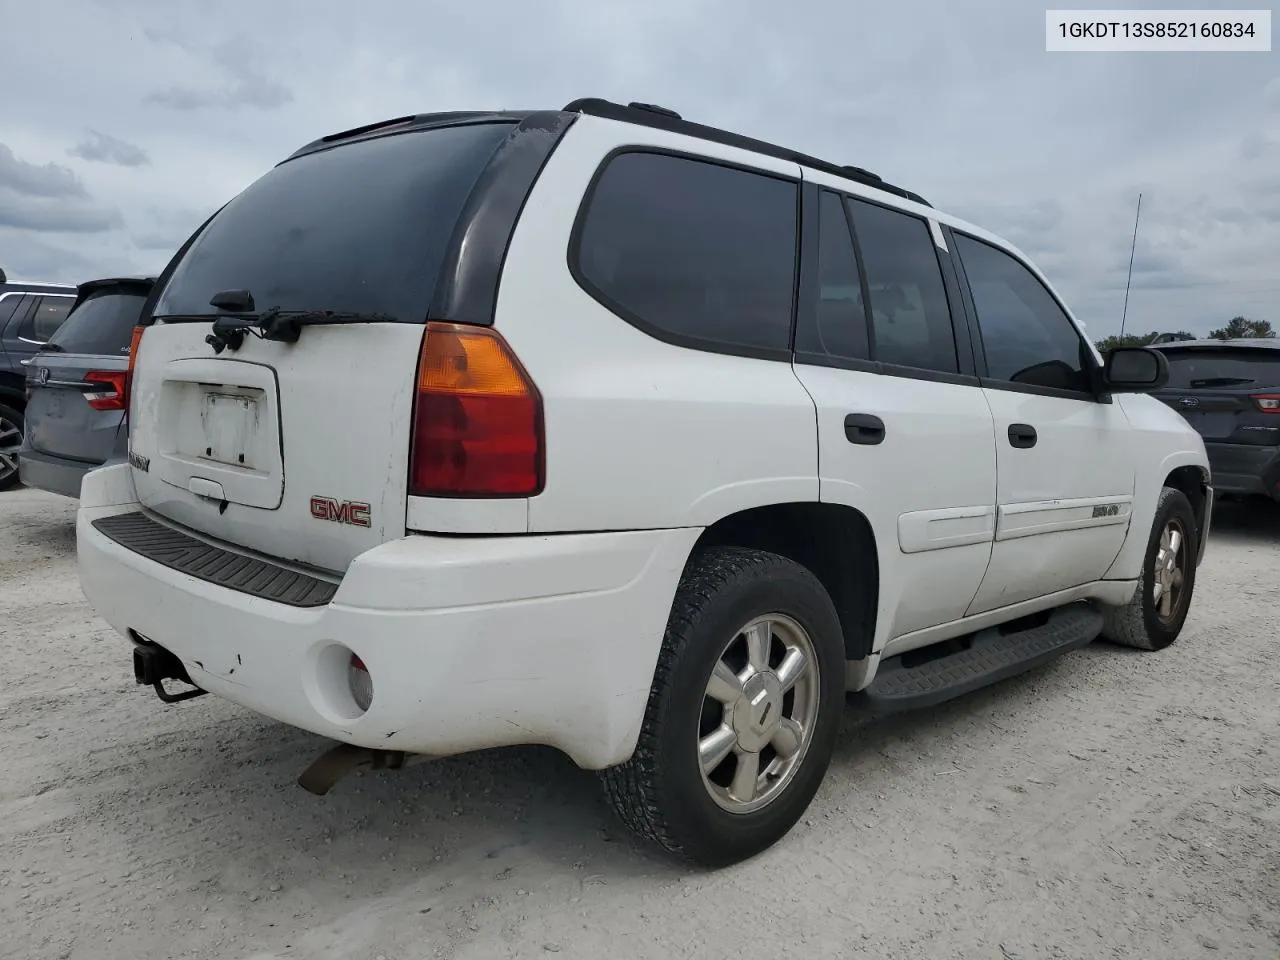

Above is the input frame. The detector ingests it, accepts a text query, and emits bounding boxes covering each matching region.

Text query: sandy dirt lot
[2,488,1279,960]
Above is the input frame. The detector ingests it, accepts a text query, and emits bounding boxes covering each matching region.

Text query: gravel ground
[2,487,1279,960]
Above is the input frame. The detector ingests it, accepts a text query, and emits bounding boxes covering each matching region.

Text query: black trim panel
[429,112,579,327]
[93,512,338,608]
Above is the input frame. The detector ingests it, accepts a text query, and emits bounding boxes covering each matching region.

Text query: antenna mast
[1119,192,1142,338]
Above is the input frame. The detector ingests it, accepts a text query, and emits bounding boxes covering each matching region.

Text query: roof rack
[561,98,930,207]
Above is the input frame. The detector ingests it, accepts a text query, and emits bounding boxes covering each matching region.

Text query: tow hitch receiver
[130,633,207,704]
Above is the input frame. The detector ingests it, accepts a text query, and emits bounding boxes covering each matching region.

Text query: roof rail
[561,97,929,207]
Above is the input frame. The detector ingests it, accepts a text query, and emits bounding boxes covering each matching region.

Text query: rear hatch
[26,279,151,464]
[1152,343,1280,445]
[128,119,519,573]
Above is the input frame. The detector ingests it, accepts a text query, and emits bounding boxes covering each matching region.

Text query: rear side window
[795,190,870,361]
[153,122,515,321]
[0,294,22,328]
[846,199,958,374]
[21,296,73,342]
[1160,348,1280,389]
[47,289,149,356]
[573,151,798,354]
[953,233,1090,393]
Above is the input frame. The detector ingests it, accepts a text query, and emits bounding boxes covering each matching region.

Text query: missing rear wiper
[183,307,399,354]
[1187,376,1254,387]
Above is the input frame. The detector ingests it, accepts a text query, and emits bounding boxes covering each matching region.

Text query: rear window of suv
[153,122,515,322]
[47,288,149,355]
[1160,347,1280,389]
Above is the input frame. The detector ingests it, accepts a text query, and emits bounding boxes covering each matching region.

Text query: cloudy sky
[1,0,1277,338]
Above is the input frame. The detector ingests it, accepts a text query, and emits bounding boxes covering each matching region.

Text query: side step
[859,602,1103,713]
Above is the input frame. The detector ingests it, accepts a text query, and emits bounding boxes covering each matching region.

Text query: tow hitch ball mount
[129,633,207,704]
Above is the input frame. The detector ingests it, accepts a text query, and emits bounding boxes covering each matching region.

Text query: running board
[858,602,1103,713]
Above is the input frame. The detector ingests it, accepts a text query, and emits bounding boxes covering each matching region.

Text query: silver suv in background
[18,277,154,498]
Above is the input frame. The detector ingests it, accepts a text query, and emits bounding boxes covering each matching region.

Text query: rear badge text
[310,496,372,528]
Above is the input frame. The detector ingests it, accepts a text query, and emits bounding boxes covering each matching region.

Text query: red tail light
[1252,393,1280,413]
[124,324,145,416]
[408,322,543,497]
[84,370,128,411]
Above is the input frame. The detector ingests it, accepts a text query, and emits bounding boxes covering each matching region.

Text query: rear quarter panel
[493,116,820,533]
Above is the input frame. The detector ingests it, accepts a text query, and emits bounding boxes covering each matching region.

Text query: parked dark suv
[0,270,78,489]
[1151,338,1280,501]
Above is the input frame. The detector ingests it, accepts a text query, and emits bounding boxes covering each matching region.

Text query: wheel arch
[692,501,879,662]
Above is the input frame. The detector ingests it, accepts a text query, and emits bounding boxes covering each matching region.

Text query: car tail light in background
[408,321,544,497]
[84,371,128,411]
[347,653,373,713]
[124,324,145,416]
[1252,394,1280,413]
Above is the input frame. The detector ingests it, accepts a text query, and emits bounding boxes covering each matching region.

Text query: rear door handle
[844,413,886,445]
[1008,423,1037,449]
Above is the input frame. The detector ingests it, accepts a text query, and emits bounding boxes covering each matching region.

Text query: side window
[0,295,22,330]
[20,296,73,343]
[795,190,869,360]
[846,198,958,374]
[952,233,1090,393]
[1,295,33,335]
[574,151,798,353]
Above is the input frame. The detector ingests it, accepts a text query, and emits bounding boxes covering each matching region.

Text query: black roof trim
[285,111,535,162]
[562,97,931,207]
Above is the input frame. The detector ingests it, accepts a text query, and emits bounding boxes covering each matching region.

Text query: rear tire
[0,403,24,491]
[1100,486,1198,651]
[600,547,845,867]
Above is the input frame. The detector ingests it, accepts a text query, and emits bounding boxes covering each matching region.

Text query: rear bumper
[77,464,699,769]
[17,444,95,499]
[1204,441,1280,499]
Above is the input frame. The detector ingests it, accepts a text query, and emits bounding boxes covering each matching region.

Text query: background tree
[1094,330,1194,352]
[1207,316,1275,340]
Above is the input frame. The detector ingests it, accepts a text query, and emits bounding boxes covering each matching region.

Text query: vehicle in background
[1151,332,1196,344]
[0,275,77,490]
[19,277,155,498]
[1151,337,1280,501]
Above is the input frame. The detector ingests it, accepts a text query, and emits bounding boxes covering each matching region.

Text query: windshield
[153,122,514,321]
[46,289,148,355]
[1160,347,1280,389]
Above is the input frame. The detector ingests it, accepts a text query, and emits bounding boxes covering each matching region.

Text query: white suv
[76,98,1212,867]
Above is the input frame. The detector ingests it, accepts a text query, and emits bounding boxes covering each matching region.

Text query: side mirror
[1103,346,1169,392]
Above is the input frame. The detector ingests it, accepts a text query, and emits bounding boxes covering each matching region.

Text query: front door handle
[845,413,886,445]
[1008,423,1037,449]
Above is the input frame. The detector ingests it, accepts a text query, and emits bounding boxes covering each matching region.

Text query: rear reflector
[84,370,128,411]
[1252,393,1280,413]
[409,322,543,498]
[348,654,373,713]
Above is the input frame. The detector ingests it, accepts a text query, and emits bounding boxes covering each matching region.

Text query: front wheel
[600,547,846,867]
[1101,486,1199,651]
[0,403,24,491]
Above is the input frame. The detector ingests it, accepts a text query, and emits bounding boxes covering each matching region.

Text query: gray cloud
[68,129,151,166]
[0,195,123,233]
[147,75,292,111]
[144,31,292,111]
[131,232,185,252]
[0,144,87,198]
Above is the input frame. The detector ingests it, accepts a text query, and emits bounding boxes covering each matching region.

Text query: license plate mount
[200,391,259,468]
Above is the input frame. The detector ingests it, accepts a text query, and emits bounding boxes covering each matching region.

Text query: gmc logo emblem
[310,496,371,528]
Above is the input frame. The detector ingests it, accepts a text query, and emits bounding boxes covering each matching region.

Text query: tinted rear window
[574,151,798,354]
[153,122,514,321]
[1161,348,1280,389]
[48,289,148,355]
